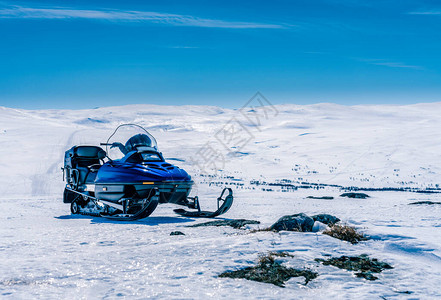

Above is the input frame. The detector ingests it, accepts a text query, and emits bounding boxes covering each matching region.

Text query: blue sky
[0,0,440,109]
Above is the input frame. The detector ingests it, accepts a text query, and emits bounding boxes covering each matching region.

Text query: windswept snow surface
[1,103,441,299]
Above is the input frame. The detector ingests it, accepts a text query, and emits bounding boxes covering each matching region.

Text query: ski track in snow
[0,103,441,298]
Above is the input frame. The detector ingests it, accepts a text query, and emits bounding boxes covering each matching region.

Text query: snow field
[1,103,441,298]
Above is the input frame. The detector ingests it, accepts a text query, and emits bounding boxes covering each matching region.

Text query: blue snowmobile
[62,124,233,220]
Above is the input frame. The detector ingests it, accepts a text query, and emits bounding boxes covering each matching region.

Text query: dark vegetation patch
[170,231,185,236]
[250,227,273,233]
[409,201,441,205]
[267,251,295,258]
[323,225,368,244]
[315,254,393,281]
[219,253,318,287]
[307,196,334,200]
[188,219,260,229]
[210,177,441,194]
[340,192,370,199]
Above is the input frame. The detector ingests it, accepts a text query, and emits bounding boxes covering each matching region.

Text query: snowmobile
[62,124,233,220]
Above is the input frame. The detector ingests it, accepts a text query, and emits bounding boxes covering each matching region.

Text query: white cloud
[356,58,422,70]
[0,5,285,29]
[408,11,441,15]
[371,62,422,69]
[169,46,200,49]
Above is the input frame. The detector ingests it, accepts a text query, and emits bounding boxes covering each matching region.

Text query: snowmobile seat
[65,146,106,185]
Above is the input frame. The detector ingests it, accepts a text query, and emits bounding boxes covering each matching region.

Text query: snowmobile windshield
[104,124,158,160]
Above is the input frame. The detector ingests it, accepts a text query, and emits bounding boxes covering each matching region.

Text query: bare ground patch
[315,254,393,281]
[219,253,318,287]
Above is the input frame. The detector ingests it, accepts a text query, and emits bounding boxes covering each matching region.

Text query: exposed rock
[170,231,185,236]
[219,253,318,287]
[315,254,392,281]
[188,219,260,229]
[409,201,441,205]
[340,192,370,199]
[269,213,314,232]
[311,214,340,226]
[307,196,334,200]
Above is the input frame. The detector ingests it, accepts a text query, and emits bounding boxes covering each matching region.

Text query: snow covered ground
[1,102,441,298]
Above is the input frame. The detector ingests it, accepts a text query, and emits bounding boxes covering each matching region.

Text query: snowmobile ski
[174,188,233,218]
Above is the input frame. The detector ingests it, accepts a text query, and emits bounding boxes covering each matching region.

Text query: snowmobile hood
[95,160,192,184]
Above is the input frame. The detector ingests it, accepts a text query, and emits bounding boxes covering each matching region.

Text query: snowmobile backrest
[75,146,106,160]
[64,146,106,169]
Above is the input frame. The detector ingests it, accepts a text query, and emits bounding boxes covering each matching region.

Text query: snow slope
[1,103,441,299]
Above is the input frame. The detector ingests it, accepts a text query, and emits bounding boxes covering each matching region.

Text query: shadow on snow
[55,214,195,225]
